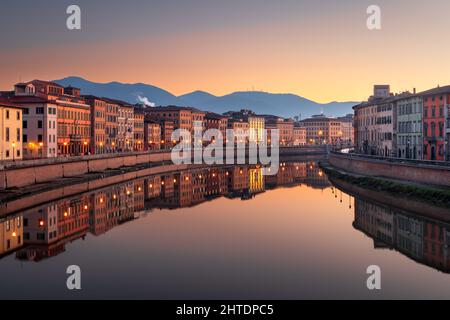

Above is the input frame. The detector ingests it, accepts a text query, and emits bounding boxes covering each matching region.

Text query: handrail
[330,150,450,168]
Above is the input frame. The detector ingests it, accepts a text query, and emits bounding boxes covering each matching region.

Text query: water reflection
[3,160,450,299]
[0,161,328,262]
[352,196,450,273]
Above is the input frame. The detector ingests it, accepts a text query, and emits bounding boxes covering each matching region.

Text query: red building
[421,86,449,161]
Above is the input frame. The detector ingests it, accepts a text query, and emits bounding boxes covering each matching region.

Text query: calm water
[1,160,450,299]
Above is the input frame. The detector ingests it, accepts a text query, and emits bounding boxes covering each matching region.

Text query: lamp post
[39,142,43,159]
[12,142,16,162]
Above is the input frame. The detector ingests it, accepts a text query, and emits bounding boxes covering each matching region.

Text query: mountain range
[54,76,358,118]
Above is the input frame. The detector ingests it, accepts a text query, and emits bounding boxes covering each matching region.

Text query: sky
[1,0,450,102]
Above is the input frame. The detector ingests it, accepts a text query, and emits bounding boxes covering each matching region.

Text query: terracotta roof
[0,99,27,109]
[101,97,132,107]
[29,79,64,88]
[418,85,450,96]
[4,96,52,104]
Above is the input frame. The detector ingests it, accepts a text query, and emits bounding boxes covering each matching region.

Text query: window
[23,120,27,129]
[6,110,9,119]
[36,107,44,114]
[16,111,20,120]
[17,128,20,141]
[23,134,28,143]
[5,127,9,141]
[38,134,43,142]
[38,120,43,129]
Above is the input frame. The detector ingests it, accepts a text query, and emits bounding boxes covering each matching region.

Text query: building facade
[133,106,145,151]
[7,81,59,159]
[301,114,346,146]
[293,125,306,146]
[204,112,229,143]
[265,116,294,147]
[0,102,23,161]
[57,87,91,156]
[117,102,134,152]
[394,95,423,159]
[104,98,119,153]
[420,86,449,161]
[83,96,106,154]
[353,86,396,156]
[144,119,161,151]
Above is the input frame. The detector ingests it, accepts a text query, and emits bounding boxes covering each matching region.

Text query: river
[1,160,450,299]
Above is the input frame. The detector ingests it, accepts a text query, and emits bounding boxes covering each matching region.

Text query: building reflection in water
[0,161,329,262]
[352,195,450,273]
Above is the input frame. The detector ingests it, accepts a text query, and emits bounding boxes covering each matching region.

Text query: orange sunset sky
[1,0,450,102]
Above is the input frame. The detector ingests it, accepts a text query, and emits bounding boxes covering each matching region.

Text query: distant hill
[54,76,357,118]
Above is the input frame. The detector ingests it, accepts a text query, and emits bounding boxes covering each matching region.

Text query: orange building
[161,120,174,150]
[227,118,249,144]
[265,117,294,146]
[205,112,229,143]
[116,101,134,152]
[133,106,145,151]
[144,119,161,151]
[293,125,307,146]
[103,98,120,153]
[83,95,106,154]
[58,87,91,156]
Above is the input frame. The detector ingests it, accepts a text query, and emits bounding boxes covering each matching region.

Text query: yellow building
[0,102,23,161]
[248,116,265,143]
[249,167,265,194]
[0,214,23,257]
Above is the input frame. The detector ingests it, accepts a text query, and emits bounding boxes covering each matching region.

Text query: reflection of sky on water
[1,162,450,299]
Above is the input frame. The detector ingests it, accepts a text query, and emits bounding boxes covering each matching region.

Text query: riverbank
[0,153,324,217]
[329,151,450,187]
[0,146,328,190]
[320,162,450,215]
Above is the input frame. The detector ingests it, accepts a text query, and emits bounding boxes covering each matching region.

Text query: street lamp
[318,130,323,145]
[12,142,16,162]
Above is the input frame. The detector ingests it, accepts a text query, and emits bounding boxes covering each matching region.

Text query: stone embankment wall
[329,152,450,187]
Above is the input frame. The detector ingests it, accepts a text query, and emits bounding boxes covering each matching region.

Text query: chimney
[413,88,416,94]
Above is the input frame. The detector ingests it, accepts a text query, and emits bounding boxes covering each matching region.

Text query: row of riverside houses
[354,85,450,161]
[0,79,353,162]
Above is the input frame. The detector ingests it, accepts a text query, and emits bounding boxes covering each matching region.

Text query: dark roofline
[0,99,28,109]
[417,85,450,96]
[101,97,132,107]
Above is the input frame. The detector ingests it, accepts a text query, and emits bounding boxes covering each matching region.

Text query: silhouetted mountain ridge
[54,76,357,118]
